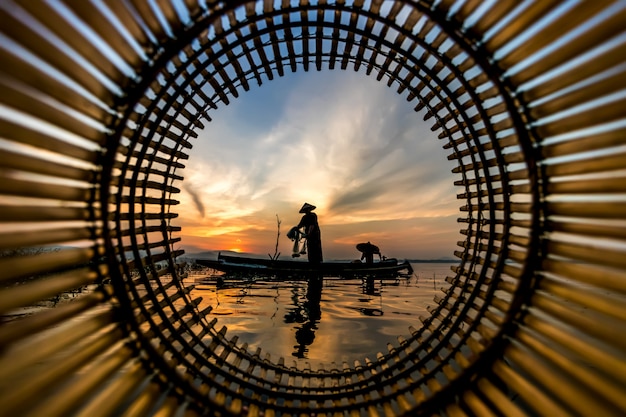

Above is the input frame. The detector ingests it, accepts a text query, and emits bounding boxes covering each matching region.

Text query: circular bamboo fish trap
[1,1,625,416]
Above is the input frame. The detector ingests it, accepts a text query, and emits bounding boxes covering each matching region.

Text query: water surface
[188,262,454,367]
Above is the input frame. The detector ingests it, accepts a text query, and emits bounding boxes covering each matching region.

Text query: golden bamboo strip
[544,152,626,177]
[531,290,626,352]
[546,201,626,219]
[0,6,115,101]
[119,381,164,417]
[542,258,626,294]
[468,1,519,39]
[0,246,96,284]
[546,176,626,194]
[535,96,626,138]
[0,204,91,223]
[515,325,626,411]
[151,395,183,417]
[0,118,98,160]
[22,341,135,417]
[0,289,108,347]
[501,1,608,71]
[0,149,95,182]
[0,177,94,201]
[522,312,626,385]
[18,0,126,84]
[530,69,625,121]
[75,360,149,417]
[103,0,153,50]
[154,0,184,34]
[544,239,626,270]
[492,358,567,417]
[0,266,101,315]
[460,388,498,417]
[0,226,95,251]
[64,1,143,71]
[0,76,107,143]
[511,5,626,88]
[0,329,126,416]
[541,126,626,159]
[475,377,526,417]
[546,218,626,241]
[521,40,626,103]
[445,402,471,417]
[0,307,116,382]
[0,47,110,121]
[128,0,171,44]
[484,1,561,55]
[503,340,623,416]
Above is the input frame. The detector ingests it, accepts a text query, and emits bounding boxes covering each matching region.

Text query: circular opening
[176,70,460,363]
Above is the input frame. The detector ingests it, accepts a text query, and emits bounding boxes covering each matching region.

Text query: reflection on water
[189,263,453,366]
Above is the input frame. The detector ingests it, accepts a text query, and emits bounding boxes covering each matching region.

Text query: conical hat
[299,202,316,213]
[356,242,380,254]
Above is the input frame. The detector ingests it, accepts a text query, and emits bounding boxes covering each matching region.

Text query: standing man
[297,202,323,264]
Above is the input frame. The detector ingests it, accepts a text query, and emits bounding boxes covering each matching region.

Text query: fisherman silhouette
[357,241,381,264]
[296,203,323,264]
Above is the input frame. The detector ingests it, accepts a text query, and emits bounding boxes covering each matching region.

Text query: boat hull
[195,254,413,277]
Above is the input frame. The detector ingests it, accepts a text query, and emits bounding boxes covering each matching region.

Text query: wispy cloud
[182,181,205,218]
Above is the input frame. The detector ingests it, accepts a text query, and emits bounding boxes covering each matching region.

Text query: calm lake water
[187,262,455,367]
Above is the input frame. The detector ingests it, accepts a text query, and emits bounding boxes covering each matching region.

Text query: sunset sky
[175,70,461,260]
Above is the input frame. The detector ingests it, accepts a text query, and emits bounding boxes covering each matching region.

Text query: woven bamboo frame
[1,0,625,415]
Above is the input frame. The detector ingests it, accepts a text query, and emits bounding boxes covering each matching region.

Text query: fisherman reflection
[359,277,383,316]
[284,276,323,358]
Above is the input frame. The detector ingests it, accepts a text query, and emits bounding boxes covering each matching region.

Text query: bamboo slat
[531,290,626,352]
[17,0,126,84]
[0,308,116,383]
[0,227,95,251]
[515,325,626,411]
[0,149,94,182]
[0,289,108,347]
[503,340,623,416]
[511,5,626,87]
[0,46,111,121]
[0,330,127,416]
[0,6,115,101]
[541,257,626,294]
[0,119,99,161]
[544,152,626,177]
[0,76,107,143]
[522,312,626,385]
[0,177,94,201]
[0,266,101,315]
[0,247,96,284]
[0,205,92,223]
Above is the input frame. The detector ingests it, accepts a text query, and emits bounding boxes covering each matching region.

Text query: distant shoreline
[407,259,457,263]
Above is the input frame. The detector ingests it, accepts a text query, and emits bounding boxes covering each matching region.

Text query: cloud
[182,182,205,218]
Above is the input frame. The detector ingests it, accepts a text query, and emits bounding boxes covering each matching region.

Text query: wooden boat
[195,253,414,278]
